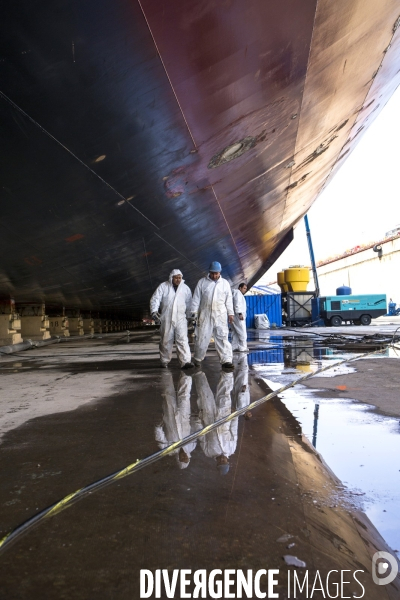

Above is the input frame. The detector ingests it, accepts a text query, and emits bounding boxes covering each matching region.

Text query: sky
[258,84,400,285]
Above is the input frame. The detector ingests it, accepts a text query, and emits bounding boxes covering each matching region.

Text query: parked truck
[315,294,387,326]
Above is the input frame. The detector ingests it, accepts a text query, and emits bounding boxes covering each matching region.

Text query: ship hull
[1,0,400,317]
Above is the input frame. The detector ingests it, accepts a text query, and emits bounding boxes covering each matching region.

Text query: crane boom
[304,214,320,298]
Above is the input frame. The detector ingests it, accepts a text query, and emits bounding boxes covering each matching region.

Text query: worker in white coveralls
[193,370,236,474]
[150,269,194,369]
[155,371,199,469]
[231,282,249,352]
[191,261,234,370]
[232,353,250,411]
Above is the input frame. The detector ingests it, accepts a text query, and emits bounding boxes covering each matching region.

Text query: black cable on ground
[282,327,400,340]
[390,326,400,347]
[0,346,387,554]
[283,328,359,341]
[280,329,400,349]
[300,319,324,328]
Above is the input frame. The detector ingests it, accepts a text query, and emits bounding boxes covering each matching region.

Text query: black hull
[1,0,400,318]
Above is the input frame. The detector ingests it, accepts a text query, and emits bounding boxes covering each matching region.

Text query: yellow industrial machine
[277,266,309,293]
[277,271,288,293]
[278,266,313,326]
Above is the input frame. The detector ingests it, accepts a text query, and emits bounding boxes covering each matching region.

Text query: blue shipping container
[248,348,284,366]
[245,294,282,328]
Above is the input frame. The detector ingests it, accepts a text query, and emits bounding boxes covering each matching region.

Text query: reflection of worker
[150,269,193,369]
[232,354,250,410]
[155,372,198,469]
[231,283,249,352]
[191,262,234,370]
[193,371,235,474]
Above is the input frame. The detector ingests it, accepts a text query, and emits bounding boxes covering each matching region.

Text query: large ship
[1,0,400,319]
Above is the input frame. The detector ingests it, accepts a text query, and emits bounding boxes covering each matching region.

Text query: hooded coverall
[231,288,248,351]
[191,275,234,364]
[150,269,192,366]
[193,371,237,462]
[155,371,199,469]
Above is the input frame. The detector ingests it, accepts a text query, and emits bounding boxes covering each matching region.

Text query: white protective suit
[150,269,192,366]
[231,288,248,351]
[191,275,234,364]
[193,371,237,461]
[155,372,199,469]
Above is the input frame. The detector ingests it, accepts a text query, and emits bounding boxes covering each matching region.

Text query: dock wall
[311,237,400,302]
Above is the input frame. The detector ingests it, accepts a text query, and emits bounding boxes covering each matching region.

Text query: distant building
[311,235,400,304]
[385,225,400,239]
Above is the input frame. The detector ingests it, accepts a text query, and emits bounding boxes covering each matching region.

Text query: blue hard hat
[217,463,230,475]
[209,261,222,272]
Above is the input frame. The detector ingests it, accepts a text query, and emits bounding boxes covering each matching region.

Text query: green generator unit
[319,294,387,326]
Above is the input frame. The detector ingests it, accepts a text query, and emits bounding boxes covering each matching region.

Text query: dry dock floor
[0,328,399,598]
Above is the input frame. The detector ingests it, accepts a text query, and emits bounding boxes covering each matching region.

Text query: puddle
[249,339,400,554]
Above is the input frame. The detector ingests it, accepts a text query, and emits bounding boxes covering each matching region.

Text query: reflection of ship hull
[1,1,400,318]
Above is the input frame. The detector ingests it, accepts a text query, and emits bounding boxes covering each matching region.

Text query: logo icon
[372,551,399,586]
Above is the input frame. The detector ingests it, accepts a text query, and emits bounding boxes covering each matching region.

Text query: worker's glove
[151,312,161,324]
[238,313,244,321]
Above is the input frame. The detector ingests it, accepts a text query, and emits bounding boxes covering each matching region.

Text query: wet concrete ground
[302,358,400,417]
[0,329,400,598]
